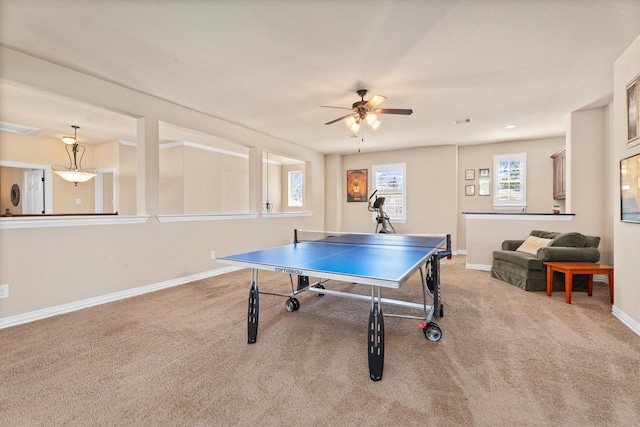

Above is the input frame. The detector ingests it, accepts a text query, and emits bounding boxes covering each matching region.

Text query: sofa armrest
[502,240,525,251]
[537,247,600,263]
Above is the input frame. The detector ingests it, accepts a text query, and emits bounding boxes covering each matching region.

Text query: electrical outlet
[0,284,8,299]
[210,251,216,259]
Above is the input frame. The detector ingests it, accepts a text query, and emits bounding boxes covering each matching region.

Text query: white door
[94,169,116,213]
[24,169,45,214]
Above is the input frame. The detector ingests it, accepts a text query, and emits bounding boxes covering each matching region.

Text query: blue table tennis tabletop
[219,233,446,288]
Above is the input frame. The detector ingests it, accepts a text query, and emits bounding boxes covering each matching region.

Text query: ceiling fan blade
[364,95,386,109]
[373,108,413,115]
[320,105,353,110]
[325,113,356,125]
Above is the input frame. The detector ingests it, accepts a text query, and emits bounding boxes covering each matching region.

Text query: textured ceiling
[1,0,639,154]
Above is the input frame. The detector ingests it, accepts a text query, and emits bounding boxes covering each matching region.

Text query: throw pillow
[516,236,554,256]
[550,232,586,247]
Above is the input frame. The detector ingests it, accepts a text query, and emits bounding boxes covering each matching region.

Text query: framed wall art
[627,74,639,147]
[465,169,475,180]
[346,169,368,202]
[478,169,490,195]
[465,184,475,196]
[621,152,640,223]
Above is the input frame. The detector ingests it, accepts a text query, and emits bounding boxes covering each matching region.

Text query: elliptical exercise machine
[368,190,396,234]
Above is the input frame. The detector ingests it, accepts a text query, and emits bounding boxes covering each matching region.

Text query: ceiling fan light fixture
[324,89,412,130]
[344,116,360,133]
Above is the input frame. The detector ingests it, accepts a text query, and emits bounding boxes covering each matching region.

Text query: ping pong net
[294,229,450,251]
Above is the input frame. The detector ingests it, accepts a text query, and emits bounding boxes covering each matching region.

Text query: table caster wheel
[423,321,442,342]
[285,298,299,312]
[316,284,325,296]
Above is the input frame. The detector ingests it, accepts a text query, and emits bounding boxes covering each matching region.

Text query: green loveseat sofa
[491,230,601,292]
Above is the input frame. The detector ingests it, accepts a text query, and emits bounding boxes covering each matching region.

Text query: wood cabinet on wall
[551,147,566,200]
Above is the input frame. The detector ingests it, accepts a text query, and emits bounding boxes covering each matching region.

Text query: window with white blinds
[493,153,527,209]
[372,163,406,222]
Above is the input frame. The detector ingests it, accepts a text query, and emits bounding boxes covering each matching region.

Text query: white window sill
[158,213,259,222]
[262,211,312,218]
[0,215,149,229]
[464,213,574,221]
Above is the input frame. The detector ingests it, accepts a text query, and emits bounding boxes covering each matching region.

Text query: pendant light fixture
[52,125,97,186]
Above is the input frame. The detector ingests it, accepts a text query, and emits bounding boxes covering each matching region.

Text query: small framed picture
[478,168,490,196]
[465,169,475,180]
[465,185,475,196]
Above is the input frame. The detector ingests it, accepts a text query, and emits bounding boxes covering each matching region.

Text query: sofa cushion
[516,236,553,255]
[549,232,586,248]
[492,250,545,271]
[584,235,601,248]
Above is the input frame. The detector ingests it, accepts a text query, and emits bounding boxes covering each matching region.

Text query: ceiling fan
[322,89,413,133]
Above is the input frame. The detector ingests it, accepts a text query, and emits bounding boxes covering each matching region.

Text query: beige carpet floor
[1,256,639,426]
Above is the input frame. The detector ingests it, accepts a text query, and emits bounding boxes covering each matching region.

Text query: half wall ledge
[463,212,575,221]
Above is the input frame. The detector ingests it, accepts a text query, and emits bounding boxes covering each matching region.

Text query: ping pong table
[218,229,452,381]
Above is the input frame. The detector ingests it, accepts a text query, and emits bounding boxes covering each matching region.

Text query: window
[288,170,303,207]
[372,163,406,222]
[493,153,526,209]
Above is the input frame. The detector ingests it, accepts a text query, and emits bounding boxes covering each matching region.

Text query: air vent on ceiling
[0,121,40,134]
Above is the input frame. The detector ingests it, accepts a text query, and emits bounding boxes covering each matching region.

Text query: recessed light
[504,125,516,129]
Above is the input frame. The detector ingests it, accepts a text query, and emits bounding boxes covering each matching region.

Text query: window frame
[493,152,527,209]
[371,162,407,223]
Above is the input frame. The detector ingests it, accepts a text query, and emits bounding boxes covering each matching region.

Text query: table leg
[565,272,573,304]
[609,270,614,304]
[587,274,594,297]
[546,265,554,297]
[248,273,259,344]
[368,289,384,381]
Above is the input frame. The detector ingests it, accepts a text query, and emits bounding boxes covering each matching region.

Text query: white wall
[612,34,640,329]
[326,145,458,247]
[324,154,342,232]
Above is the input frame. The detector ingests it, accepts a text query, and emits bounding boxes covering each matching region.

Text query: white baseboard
[0,266,242,329]
[466,263,492,271]
[612,306,640,337]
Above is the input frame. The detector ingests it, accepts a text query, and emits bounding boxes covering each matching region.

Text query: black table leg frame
[248,271,259,344]
[368,300,385,381]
